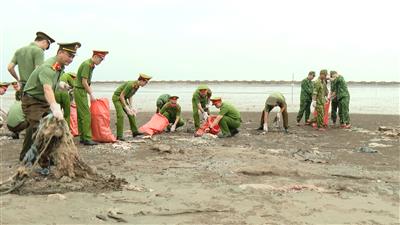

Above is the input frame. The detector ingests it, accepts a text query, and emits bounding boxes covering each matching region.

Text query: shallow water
[1,82,399,115]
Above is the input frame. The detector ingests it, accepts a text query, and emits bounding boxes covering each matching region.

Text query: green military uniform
[261,92,289,129]
[156,94,171,111]
[74,59,95,142]
[192,85,212,129]
[333,75,350,125]
[296,78,314,123]
[112,81,141,139]
[55,73,76,127]
[160,102,185,128]
[21,56,64,161]
[312,78,328,128]
[11,42,44,91]
[7,101,28,138]
[217,102,241,136]
[330,78,339,124]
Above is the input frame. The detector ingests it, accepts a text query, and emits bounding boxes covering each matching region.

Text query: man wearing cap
[296,71,315,125]
[8,32,55,98]
[112,73,152,141]
[0,82,10,95]
[331,72,351,128]
[160,95,185,132]
[329,70,339,126]
[311,69,329,131]
[20,42,80,161]
[156,94,171,113]
[259,92,289,133]
[74,50,108,145]
[192,84,212,130]
[55,72,77,127]
[207,97,241,138]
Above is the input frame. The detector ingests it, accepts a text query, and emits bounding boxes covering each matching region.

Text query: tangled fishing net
[1,114,127,195]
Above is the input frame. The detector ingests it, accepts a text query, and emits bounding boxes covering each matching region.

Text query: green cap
[58,42,81,55]
[308,71,316,76]
[139,73,152,80]
[330,70,337,76]
[36,31,55,50]
[320,69,328,75]
[197,84,209,90]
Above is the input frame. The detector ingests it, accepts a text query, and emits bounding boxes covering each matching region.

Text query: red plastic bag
[70,103,79,137]
[90,98,116,143]
[139,113,169,136]
[312,99,330,127]
[195,115,221,137]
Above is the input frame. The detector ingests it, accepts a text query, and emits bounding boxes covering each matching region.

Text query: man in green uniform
[331,73,351,128]
[207,97,241,138]
[311,69,329,131]
[156,94,171,113]
[74,50,109,145]
[296,71,315,125]
[192,84,212,130]
[160,95,185,132]
[55,72,77,127]
[20,42,81,162]
[329,70,339,126]
[8,32,55,98]
[259,92,289,133]
[7,101,28,139]
[112,73,152,141]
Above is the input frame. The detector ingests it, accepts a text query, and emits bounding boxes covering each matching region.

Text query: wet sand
[0,112,399,224]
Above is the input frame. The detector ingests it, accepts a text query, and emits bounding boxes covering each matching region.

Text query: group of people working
[0,31,350,164]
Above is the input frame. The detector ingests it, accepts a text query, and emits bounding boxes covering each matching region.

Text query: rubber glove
[202,111,209,120]
[89,93,97,102]
[58,81,70,91]
[170,124,176,132]
[312,100,316,108]
[50,103,63,120]
[124,105,134,116]
[263,123,268,132]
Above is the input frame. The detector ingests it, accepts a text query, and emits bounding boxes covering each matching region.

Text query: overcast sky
[0,0,399,82]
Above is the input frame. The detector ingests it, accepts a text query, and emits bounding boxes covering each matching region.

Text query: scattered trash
[354,146,379,153]
[47,193,67,201]
[378,126,400,137]
[107,210,127,223]
[368,143,391,148]
[123,184,146,192]
[95,214,107,221]
[291,148,331,163]
[151,144,172,153]
[239,183,326,193]
[59,176,72,183]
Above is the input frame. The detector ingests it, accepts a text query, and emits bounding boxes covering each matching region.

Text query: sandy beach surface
[0,112,399,224]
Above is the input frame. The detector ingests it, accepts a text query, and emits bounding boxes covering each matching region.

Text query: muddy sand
[0,112,399,224]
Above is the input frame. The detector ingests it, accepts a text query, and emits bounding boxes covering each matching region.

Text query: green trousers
[113,100,138,138]
[192,102,209,129]
[162,112,185,128]
[314,103,324,128]
[331,98,338,124]
[55,91,71,127]
[74,88,92,141]
[296,98,312,123]
[219,116,241,136]
[338,96,350,124]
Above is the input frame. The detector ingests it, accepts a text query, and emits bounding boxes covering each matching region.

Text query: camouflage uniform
[312,78,328,128]
[296,77,313,123]
[333,75,350,125]
[330,78,339,124]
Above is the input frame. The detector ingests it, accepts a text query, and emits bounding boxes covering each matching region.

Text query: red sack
[70,103,79,137]
[195,115,221,137]
[312,99,330,127]
[90,98,116,143]
[139,113,169,136]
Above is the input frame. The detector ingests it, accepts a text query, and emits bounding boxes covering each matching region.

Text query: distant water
[1,82,399,115]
